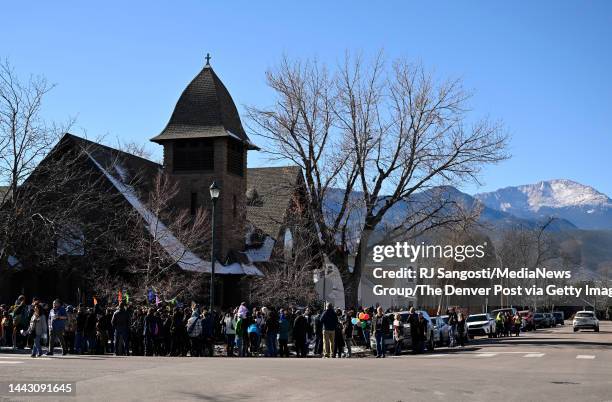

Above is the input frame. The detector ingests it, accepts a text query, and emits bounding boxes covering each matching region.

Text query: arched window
[283,227,294,261]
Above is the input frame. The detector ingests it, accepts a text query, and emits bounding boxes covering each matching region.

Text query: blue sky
[2,1,611,196]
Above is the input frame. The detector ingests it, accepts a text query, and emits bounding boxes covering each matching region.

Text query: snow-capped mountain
[475,179,612,230]
[323,185,576,245]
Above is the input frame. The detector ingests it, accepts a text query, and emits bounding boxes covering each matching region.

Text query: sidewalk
[0,346,30,355]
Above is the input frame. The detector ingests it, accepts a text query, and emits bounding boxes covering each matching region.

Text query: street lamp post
[209,181,220,312]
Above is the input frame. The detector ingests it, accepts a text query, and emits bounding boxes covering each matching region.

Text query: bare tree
[494,217,559,308]
[0,59,72,203]
[118,171,211,299]
[248,224,319,307]
[248,53,509,307]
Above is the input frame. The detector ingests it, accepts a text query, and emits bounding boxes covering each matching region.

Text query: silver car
[370,311,436,354]
[573,311,599,332]
[434,315,469,345]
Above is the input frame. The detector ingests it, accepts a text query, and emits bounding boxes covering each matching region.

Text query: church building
[0,57,309,307]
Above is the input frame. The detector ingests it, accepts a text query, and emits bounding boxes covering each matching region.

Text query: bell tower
[151,55,258,261]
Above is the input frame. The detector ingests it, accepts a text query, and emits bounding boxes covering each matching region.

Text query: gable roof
[150,63,258,150]
[65,134,162,188]
[246,166,303,239]
[57,133,265,276]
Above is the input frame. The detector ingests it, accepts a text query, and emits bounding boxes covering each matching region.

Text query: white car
[573,311,599,332]
[466,313,496,338]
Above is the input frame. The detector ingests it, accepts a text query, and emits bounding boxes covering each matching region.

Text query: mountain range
[325,179,612,276]
[474,179,612,230]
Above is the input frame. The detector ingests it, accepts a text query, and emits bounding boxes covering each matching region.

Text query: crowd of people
[1,295,422,358]
[495,311,523,337]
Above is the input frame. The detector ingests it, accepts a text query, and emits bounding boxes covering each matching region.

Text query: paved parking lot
[0,322,610,401]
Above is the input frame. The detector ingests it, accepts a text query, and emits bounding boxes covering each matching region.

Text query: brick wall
[162,137,247,261]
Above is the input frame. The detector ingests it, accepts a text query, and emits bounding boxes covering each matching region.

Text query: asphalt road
[0,322,610,402]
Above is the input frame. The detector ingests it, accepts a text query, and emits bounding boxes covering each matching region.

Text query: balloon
[361,321,367,329]
[351,318,359,325]
[363,313,370,321]
[358,312,365,320]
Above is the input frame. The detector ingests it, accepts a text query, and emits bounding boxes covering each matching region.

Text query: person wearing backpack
[186,309,202,357]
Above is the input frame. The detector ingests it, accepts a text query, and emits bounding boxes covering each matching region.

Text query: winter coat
[186,315,202,338]
[223,316,236,335]
[372,314,390,335]
[278,318,290,340]
[143,314,159,337]
[293,315,308,339]
[29,314,47,337]
[265,311,280,334]
[320,308,339,331]
[111,308,130,331]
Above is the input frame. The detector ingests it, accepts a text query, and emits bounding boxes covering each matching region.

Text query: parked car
[573,311,599,332]
[430,316,448,346]
[533,312,551,328]
[434,315,469,345]
[552,311,565,326]
[369,311,436,354]
[519,310,535,331]
[466,313,496,338]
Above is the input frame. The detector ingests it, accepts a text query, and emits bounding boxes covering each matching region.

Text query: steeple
[150,57,254,262]
[150,58,258,150]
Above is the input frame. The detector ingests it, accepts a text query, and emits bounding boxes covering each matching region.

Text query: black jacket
[320,308,339,331]
[111,309,130,331]
[293,315,308,339]
[372,314,390,334]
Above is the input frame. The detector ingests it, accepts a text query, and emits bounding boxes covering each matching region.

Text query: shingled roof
[246,166,303,239]
[150,61,258,150]
[65,134,161,184]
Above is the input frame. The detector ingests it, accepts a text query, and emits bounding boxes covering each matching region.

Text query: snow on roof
[86,152,262,276]
[243,236,275,263]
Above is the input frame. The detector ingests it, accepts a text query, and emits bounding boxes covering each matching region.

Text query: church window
[174,139,214,171]
[227,139,244,176]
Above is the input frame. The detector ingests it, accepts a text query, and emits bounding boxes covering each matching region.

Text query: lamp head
[209,181,220,200]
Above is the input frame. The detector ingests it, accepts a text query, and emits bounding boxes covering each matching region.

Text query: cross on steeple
[205,53,211,66]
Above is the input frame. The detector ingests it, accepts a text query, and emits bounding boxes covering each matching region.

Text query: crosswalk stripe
[576,355,595,359]
[0,361,23,364]
[475,353,497,357]
[0,355,50,360]
[523,353,545,358]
